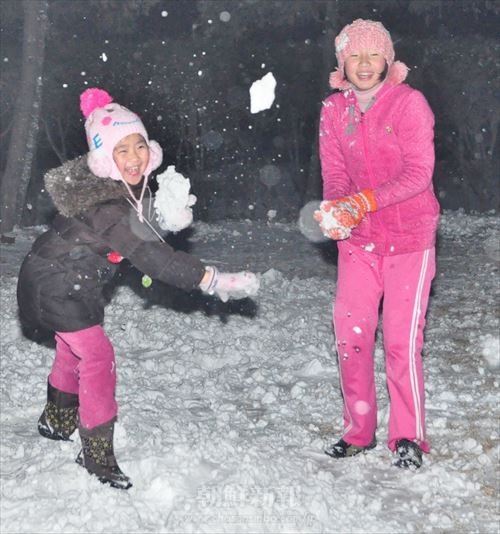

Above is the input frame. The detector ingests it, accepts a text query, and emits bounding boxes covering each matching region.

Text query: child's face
[344,49,386,91]
[113,133,150,185]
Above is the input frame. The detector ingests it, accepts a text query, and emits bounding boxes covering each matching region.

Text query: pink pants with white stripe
[333,242,436,452]
[48,325,118,430]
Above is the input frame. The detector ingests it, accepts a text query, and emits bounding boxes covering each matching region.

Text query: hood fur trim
[44,156,126,217]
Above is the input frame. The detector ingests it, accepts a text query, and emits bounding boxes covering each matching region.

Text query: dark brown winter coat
[17,157,205,332]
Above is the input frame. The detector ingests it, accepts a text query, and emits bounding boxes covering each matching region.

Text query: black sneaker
[325,437,377,458]
[393,439,423,470]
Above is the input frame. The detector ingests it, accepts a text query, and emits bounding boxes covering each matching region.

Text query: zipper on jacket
[360,113,389,253]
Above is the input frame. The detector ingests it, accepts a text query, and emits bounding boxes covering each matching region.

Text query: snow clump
[154,166,197,233]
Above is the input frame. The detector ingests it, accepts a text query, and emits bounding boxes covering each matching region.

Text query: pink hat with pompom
[329,19,409,90]
[80,88,163,182]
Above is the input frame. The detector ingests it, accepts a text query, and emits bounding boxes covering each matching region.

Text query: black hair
[380,62,389,80]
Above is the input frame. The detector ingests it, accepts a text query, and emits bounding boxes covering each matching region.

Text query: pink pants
[333,242,436,452]
[48,325,118,429]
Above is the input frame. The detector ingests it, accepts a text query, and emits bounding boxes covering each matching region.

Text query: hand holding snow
[154,166,196,232]
[249,72,277,114]
[314,202,351,240]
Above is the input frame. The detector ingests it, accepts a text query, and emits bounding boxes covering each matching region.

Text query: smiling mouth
[126,166,141,175]
[357,72,374,79]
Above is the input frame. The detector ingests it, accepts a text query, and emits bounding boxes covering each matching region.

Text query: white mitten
[200,267,260,302]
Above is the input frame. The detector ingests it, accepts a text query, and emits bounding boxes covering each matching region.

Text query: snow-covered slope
[0,212,498,533]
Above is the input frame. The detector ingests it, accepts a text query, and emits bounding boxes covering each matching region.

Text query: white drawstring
[125,196,166,243]
[119,175,149,222]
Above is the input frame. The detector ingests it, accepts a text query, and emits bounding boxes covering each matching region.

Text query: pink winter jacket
[319,83,440,255]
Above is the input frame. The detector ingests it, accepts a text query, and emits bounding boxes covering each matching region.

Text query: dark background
[1,0,499,228]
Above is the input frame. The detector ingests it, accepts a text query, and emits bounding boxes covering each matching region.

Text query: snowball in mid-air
[154,166,196,233]
[249,72,277,114]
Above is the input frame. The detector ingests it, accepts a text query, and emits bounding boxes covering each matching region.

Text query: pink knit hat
[329,19,409,90]
[80,88,163,221]
[80,88,163,182]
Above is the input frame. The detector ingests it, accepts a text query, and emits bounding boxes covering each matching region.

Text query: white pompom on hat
[329,19,409,90]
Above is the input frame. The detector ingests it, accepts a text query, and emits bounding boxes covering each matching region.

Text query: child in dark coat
[17,88,259,489]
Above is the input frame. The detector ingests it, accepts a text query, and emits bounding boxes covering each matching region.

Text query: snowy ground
[0,211,499,534]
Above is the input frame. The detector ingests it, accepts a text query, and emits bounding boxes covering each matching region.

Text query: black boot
[76,419,132,490]
[393,439,423,469]
[38,381,79,441]
[325,436,377,458]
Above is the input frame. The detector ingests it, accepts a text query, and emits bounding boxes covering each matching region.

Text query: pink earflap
[329,69,352,91]
[87,149,113,179]
[147,140,163,173]
[385,61,409,86]
[80,88,113,119]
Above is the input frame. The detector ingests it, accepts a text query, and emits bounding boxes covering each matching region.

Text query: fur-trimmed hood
[44,156,127,217]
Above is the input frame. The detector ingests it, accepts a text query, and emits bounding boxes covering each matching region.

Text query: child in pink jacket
[314,19,440,469]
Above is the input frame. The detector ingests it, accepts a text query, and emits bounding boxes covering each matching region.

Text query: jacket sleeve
[81,202,206,291]
[374,90,435,209]
[319,98,353,200]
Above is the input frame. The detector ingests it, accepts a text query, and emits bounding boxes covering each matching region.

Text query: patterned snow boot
[38,381,79,441]
[76,419,132,490]
[325,436,377,458]
[393,439,423,470]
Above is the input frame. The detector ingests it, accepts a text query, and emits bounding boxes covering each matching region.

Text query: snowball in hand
[316,203,352,240]
[249,72,277,114]
[298,201,329,243]
[154,166,196,232]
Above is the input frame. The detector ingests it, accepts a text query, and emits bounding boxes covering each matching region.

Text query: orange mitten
[314,190,377,241]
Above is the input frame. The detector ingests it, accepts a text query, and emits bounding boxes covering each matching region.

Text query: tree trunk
[0,0,49,235]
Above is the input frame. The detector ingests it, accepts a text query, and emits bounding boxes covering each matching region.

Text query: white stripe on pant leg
[408,249,430,443]
[333,309,353,437]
